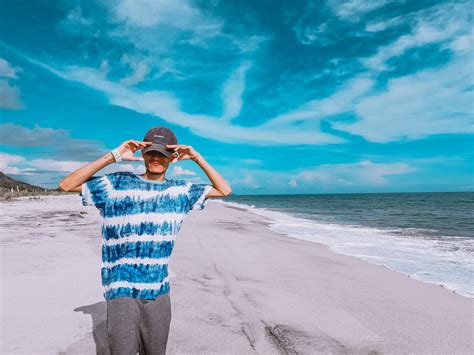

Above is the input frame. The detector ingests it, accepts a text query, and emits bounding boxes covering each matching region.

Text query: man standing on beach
[59,126,232,354]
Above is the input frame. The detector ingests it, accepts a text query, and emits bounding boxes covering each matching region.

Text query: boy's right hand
[115,140,152,161]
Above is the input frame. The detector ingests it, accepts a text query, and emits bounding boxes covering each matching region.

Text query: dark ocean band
[102,220,182,240]
[101,263,169,284]
[102,240,175,263]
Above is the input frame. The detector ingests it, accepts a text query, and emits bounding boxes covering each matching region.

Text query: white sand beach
[1,195,472,354]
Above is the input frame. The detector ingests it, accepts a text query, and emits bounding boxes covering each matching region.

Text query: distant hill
[0,171,54,192]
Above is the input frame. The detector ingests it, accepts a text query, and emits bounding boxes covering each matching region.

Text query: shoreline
[217,200,470,298]
[1,195,472,354]
[215,199,474,299]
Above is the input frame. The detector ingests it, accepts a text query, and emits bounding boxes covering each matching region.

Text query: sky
[0,0,472,194]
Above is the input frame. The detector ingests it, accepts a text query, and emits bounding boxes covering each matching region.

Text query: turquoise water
[217,192,474,297]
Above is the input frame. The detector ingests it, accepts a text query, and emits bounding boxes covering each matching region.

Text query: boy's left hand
[166,144,202,163]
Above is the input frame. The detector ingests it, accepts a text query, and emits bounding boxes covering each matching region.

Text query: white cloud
[0,80,23,110]
[231,34,269,54]
[102,163,146,175]
[449,31,473,52]
[266,77,373,126]
[61,5,93,30]
[328,1,473,142]
[59,0,268,90]
[110,0,224,54]
[0,123,68,146]
[365,16,403,33]
[172,166,196,176]
[0,58,20,78]
[294,22,330,46]
[292,0,398,46]
[114,0,203,29]
[0,153,35,175]
[0,152,146,178]
[21,0,472,147]
[231,174,260,188]
[33,60,343,145]
[289,179,298,188]
[152,58,180,79]
[29,159,87,172]
[119,55,150,86]
[296,160,416,187]
[0,122,107,160]
[328,0,395,21]
[220,61,251,121]
[333,53,474,142]
[0,59,23,109]
[362,1,471,71]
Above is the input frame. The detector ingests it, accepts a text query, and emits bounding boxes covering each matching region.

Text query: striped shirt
[80,171,213,301]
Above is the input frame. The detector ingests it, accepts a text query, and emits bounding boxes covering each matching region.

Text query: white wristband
[111,148,122,162]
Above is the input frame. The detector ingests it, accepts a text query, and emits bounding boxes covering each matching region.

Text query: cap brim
[142,143,173,157]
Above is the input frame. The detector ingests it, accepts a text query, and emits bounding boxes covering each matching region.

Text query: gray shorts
[106,292,172,355]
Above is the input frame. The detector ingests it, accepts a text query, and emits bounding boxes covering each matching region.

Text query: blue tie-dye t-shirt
[80,171,213,301]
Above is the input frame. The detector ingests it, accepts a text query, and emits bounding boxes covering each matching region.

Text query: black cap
[142,126,178,157]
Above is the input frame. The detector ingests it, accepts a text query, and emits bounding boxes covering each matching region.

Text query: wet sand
[0,195,472,354]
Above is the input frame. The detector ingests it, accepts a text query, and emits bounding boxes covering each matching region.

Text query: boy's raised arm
[58,140,150,192]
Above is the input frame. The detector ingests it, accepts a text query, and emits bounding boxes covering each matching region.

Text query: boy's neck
[141,171,166,181]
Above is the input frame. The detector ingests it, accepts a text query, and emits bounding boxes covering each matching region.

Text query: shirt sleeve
[80,175,108,209]
[187,183,213,210]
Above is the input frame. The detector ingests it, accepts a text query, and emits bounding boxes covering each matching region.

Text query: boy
[59,126,232,354]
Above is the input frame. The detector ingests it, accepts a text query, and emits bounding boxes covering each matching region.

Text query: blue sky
[0,0,472,194]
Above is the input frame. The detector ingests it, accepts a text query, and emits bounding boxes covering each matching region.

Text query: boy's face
[142,150,175,174]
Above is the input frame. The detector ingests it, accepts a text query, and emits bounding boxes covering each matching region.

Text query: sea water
[215,192,474,298]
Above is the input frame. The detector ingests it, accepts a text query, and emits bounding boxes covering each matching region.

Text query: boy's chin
[147,165,167,173]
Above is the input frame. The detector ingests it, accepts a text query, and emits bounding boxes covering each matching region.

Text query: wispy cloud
[361,1,471,71]
[0,58,23,109]
[119,54,150,86]
[172,166,196,176]
[365,16,403,33]
[220,61,251,121]
[58,0,267,87]
[334,42,473,142]
[295,160,416,187]
[0,58,20,78]
[329,1,473,142]
[29,159,86,172]
[0,123,107,160]
[1,0,472,192]
[266,77,373,126]
[328,0,396,21]
[0,152,34,175]
[289,179,298,188]
[113,0,218,32]
[230,173,260,189]
[0,80,23,109]
[25,57,343,145]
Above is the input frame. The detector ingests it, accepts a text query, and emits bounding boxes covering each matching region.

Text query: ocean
[215,192,474,298]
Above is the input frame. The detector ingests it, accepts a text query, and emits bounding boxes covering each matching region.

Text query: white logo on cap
[154,135,165,138]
